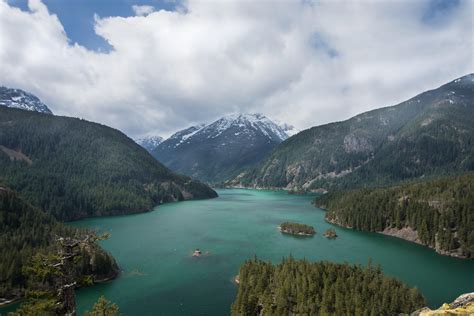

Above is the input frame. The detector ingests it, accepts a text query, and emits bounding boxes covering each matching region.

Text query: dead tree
[54,237,80,316]
[53,234,107,316]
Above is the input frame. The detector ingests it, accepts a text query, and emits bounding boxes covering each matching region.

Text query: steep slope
[0,187,119,303]
[230,74,474,190]
[316,173,474,258]
[0,87,53,114]
[0,107,217,221]
[135,135,164,153]
[153,113,291,183]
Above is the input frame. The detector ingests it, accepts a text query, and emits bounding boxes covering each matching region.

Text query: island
[323,228,338,239]
[279,222,315,236]
[192,249,202,257]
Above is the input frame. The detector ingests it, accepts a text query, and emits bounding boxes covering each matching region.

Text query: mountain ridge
[228,74,474,190]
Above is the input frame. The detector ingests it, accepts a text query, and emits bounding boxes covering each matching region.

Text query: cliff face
[380,227,466,259]
[411,293,474,315]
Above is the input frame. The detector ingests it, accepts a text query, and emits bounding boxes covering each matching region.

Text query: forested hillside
[231,257,425,315]
[229,74,474,190]
[0,107,217,221]
[316,173,474,258]
[0,187,119,303]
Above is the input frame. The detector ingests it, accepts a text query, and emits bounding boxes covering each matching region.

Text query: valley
[1,76,472,315]
[1,1,473,314]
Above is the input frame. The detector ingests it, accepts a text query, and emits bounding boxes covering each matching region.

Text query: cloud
[0,0,472,138]
[132,5,155,16]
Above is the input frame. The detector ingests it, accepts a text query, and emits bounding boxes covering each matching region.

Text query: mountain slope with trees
[229,74,474,191]
[0,107,217,221]
[0,187,119,304]
[316,173,474,258]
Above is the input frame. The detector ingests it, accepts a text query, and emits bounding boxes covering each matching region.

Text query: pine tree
[84,296,121,316]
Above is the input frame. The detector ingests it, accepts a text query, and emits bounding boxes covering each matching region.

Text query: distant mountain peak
[276,121,300,137]
[199,113,290,142]
[0,87,53,114]
[135,135,164,153]
[152,113,295,182]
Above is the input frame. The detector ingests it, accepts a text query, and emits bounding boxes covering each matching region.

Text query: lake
[3,189,473,315]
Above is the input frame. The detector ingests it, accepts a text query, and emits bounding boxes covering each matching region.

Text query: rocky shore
[326,216,469,259]
[411,292,474,315]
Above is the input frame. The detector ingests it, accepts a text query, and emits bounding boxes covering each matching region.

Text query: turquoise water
[2,189,473,315]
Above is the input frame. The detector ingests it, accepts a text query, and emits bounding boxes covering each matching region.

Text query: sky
[0,0,472,138]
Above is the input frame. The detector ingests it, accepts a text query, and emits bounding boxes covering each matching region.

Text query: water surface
[4,189,472,315]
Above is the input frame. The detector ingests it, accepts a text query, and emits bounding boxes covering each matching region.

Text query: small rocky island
[279,222,315,236]
[192,249,210,257]
[323,228,338,239]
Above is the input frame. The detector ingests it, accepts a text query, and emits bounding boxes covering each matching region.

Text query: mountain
[0,187,119,303]
[316,173,474,258]
[229,74,474,190]
[0,107,217,221]
[136,135,164,153]
[153,113,293,183]
[277,122,300,137]
[0,86,53,114]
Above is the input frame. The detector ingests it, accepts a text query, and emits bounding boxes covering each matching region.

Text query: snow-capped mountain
[0,87,53,114]
[278,122,300,137]
[152,113,294,182]
[135,135,164,153]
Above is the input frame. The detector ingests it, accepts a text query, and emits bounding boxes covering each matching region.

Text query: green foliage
[8,298,57,316]
[316,173,474,258]
[232,75,474,190]
[0,107,216,221]
[231,257,425,315]
[279,222,315,235]
[84,296,121,316]
[0,188,119,302]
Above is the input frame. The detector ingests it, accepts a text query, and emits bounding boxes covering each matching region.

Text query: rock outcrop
[411,293,474,315]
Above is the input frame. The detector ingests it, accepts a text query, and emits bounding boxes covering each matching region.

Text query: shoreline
[68,194,219,223]
[0,272,119,309]
[0,298,19,308]
[222,185,326,195]
[324,217,469,259]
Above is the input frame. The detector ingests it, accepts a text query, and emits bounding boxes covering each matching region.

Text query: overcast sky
[0,0,472,138]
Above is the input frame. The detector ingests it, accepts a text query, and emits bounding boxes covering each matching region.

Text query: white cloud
[0,0,472,138]
[132,5,155,16]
